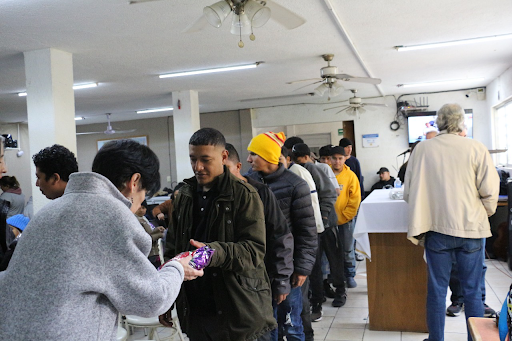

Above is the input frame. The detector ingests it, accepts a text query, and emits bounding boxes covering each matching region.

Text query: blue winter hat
[6,214,30,232]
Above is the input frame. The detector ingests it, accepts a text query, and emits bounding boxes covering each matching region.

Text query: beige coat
[404,131,499,245]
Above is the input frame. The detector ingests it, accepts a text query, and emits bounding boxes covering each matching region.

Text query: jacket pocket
[235,274,270,292]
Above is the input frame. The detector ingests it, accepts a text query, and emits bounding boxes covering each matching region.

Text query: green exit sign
[338,129,344,136]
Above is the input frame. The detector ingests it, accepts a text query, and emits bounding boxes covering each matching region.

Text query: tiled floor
[127,256,512,341]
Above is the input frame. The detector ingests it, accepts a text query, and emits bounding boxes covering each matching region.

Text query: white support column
[172,90,200,183]
[24,48,77,212]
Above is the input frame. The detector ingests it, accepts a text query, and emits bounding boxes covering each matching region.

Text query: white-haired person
[404,104,499,341]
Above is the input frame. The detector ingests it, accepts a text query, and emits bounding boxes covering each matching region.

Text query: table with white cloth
[354,189,428,333]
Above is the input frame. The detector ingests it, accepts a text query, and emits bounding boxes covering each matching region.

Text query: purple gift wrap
[168,245,215,270]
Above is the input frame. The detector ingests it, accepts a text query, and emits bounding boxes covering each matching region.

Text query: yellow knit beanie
[247,131,286,165]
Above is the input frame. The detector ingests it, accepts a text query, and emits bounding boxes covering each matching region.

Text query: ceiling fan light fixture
[314,83,328,96]
[230,13,252,35]
[244,1,271,28]
[330,82,344,97]
[204,1,232,28]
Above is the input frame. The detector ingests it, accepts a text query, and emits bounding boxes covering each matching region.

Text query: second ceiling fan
[287,54,382,100]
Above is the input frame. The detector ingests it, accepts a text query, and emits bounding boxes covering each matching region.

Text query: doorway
[342,120,356,157]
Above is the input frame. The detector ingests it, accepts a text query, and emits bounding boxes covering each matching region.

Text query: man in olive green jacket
[164,128,275,341]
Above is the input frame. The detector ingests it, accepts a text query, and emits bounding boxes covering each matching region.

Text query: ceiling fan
[287,54,382,100]
[76,113,136,136]
[323,89,388,116]
[128,0,306,48]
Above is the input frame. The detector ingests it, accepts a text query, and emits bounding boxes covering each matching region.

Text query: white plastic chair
[123,306,184,341]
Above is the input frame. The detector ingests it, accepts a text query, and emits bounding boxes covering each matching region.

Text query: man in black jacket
[225,143,294,307]
[246,131,317,341]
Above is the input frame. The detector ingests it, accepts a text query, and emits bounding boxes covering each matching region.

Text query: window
[493,101,512,166]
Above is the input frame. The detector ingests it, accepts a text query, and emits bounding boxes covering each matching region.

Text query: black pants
[310,227,346,305]
[185,314,230,341]
[301,277,313,341]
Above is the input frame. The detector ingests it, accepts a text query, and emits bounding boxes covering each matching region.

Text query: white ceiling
[0,0,511,125]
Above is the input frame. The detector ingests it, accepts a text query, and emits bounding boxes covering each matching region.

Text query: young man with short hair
[330,146,361,289]
[32,144,78,199]
[165,128,275,340]
[246,131,317,341]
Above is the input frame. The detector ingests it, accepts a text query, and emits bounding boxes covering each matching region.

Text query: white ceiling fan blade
[76,131,104,136]
[265,1,306,29]
[323,104,348,111]
[292,80,324,92]
[128,0,162,4]
[113,129,137,134]
[333,106,350,115]
[362,105,377,111]
[182,15,210,34]
[286,78,322,85]
[335,75,382,84]
[364,103,388,107]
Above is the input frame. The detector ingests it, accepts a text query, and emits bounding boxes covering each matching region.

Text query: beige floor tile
[313,327,329,340]
[443,332,468,341]
[335,307,369,319]
[362,329,400,341]
[313,315,335,329]
[401,331,430,341]
[325,327,365,340]
[331,316,368,329]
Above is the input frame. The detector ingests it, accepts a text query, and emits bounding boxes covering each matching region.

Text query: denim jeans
[449,238,487,305]
[272,286,305,341]
[340,221,356,278]
[425,232,484,341]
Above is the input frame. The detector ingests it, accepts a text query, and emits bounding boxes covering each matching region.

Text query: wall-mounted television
[407,109,473,145]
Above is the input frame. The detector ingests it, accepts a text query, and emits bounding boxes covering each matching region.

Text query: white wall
[75,110,253,190]
[0,123,32,201]
[251,90,490,191]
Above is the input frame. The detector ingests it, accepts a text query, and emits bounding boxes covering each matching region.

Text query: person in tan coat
[404,103,499,341]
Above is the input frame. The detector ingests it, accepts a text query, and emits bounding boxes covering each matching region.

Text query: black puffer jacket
[248,164,317,276]
[246,177,294,296]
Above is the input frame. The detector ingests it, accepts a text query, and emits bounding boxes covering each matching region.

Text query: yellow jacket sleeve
[341,174,361,223]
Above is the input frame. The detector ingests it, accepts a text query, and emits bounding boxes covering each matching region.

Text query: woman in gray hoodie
[0,139,203,340]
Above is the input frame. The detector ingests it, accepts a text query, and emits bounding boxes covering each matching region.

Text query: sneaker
[355,252,364,261]
[311,303,323,322]
[332,293,347,307]
[346,277,357,288]
[446,303,463,317]
[324,279,336,298]
[484,304,496,318]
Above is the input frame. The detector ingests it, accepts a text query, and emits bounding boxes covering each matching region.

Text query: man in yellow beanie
[247,131,317,341]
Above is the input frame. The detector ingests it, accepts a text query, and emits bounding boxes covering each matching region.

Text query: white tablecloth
[354,189,409,260]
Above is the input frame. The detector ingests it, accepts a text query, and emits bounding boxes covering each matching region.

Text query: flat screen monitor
[407,109,473,145]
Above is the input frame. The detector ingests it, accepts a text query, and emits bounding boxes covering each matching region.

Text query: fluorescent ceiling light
[17,82,98,97]
[72,82,98,90]
[136,107,174,114]
[74,117,85,121]
[397,78,485,88]
[159,62,261,79]
[395,33,512,51]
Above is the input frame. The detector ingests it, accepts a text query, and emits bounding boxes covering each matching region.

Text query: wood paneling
[366,233,428,332]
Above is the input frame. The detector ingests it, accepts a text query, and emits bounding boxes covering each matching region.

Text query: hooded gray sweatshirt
[0,172,184,340]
